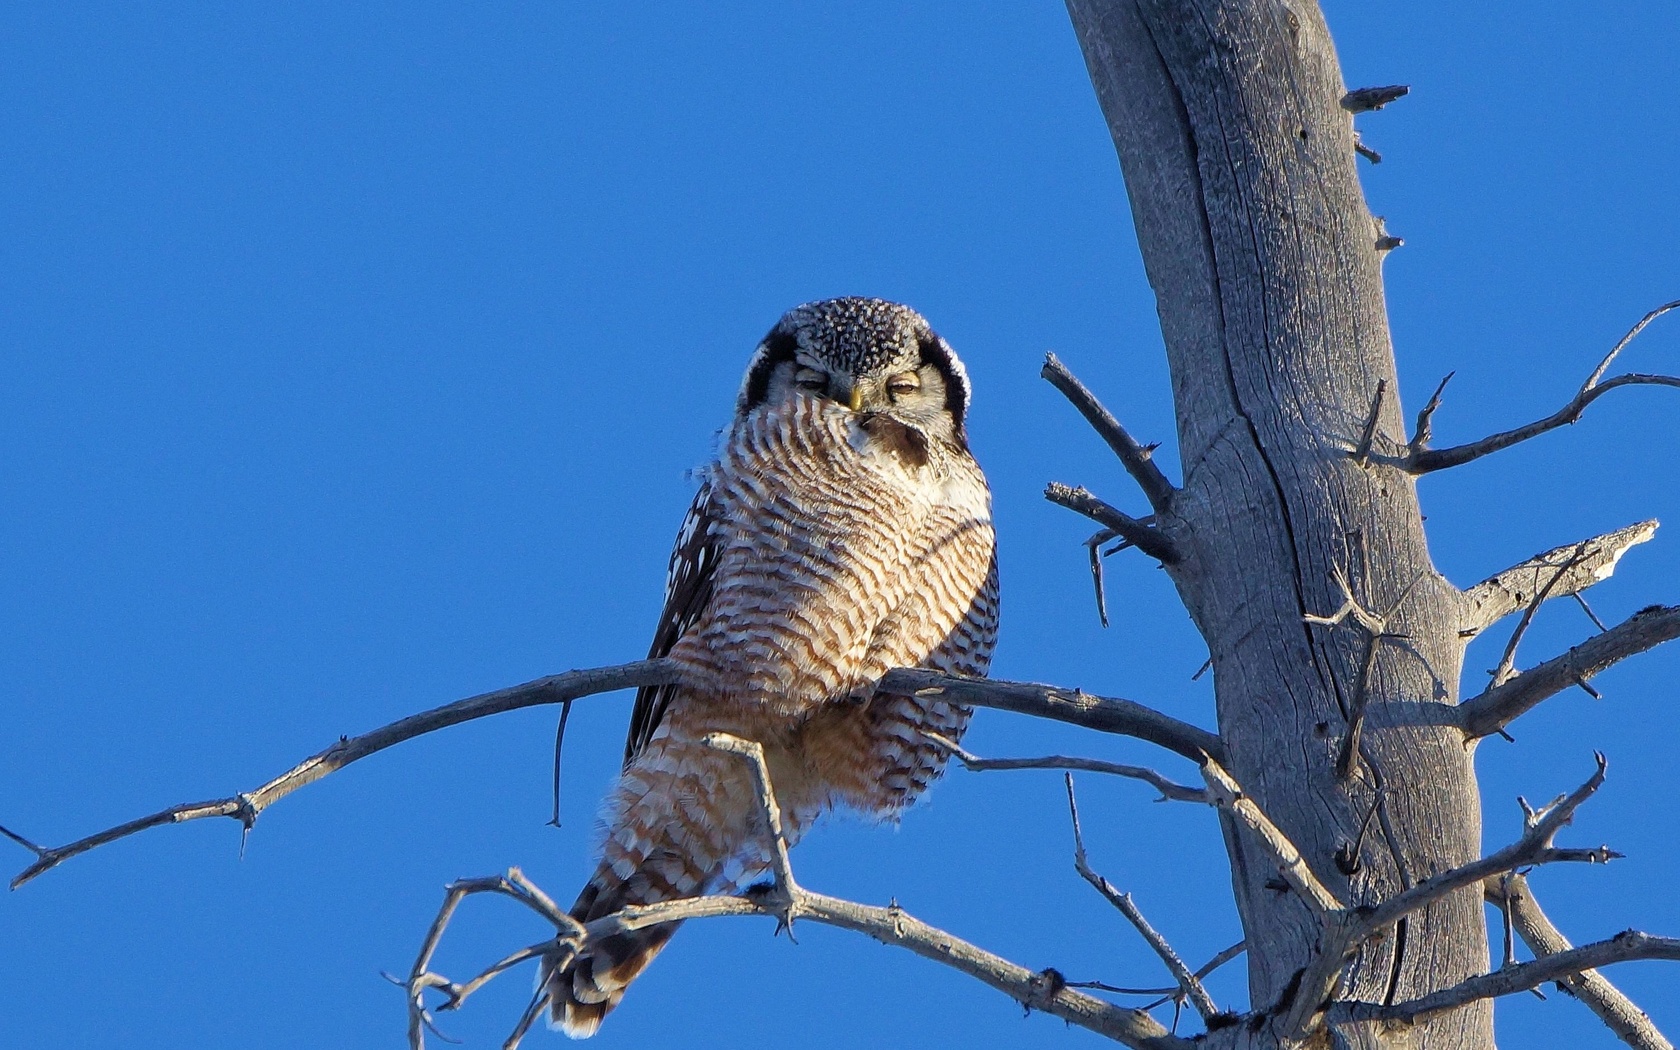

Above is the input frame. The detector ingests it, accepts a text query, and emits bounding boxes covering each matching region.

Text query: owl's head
[737,297,972,447]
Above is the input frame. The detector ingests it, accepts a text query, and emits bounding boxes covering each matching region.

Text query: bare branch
[1046,482,1180,564]
[1487,547,1587,689]
[1327,931,1680,1028]
[1065,775,1221,1022]
[587,885,1191,1049]
[879,668,1224,764]
[1302,565,1420,778]
[1487,872,1676,1050]
[1406,300,1680,474]
[576,745,1194,1050]
[1351,379,1387,467]
[1355,756,1616,940]
[1087,527,1133,628]
[925,732,1206,802]
[6,659,683,889]
[1199,759,1344,916]
[1341,85,1410,113]
[1458,605,1680,740]
[402,869,584,1050]
[1461,521,1659,635]
[703,733,801,931]
[1042,352,1177,513]
[1408,372,1454,459]
[1199,756,1351,1039]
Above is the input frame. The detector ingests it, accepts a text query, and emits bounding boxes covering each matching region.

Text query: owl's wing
[623,481,722,767]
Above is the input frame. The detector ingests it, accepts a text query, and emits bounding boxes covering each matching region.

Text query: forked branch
[1353,755,1618,940]
[1458,605,1680,740]
[1042,352,1177,513]
[1046,482,1181,564]
[1065,775,1222,1023]
[2,659,682,889]
[1406,300,1680,474]
[1461,521,1659,635]
[1487,872,1675,1050]
[1327,932,1680,1028]
[401,735,1195,1050]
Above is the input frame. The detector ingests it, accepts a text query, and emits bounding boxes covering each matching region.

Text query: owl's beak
[847,386,864,412]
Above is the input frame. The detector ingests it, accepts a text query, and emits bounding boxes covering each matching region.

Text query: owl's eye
[795,368,827,391]
[886,372,921,398]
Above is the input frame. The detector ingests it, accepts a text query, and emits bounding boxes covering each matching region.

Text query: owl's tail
[542,733,799,1038]
[542,879,681,1039]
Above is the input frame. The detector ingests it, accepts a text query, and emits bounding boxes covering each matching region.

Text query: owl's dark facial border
[917,333,970,446]
[738,328,800,412]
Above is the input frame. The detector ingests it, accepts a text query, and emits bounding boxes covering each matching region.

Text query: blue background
[3,3,1675,1047]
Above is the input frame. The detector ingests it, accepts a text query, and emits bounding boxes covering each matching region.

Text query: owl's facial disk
[737,298,971,447]
[758,357,956,443]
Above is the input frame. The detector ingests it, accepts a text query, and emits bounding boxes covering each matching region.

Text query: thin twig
[1408,372,1454,458]
[703,733,801,932]
[1407,300,1680,473]
[1065,776,1221,1022]
[1088,528,1117,627]
[1488,548,1587,688]
[1574,592,1612,634]
[5,659,684,889]
[1042,352,1177,513]
[547,698,574,828]
[1046,482,1179,564]
[925,733,1206,802]
[1352,379,1387,466]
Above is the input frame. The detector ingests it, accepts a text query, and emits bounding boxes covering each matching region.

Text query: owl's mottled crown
[736,296,971,422]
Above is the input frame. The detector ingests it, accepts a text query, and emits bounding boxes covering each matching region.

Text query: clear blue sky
[3,3,1676,1047]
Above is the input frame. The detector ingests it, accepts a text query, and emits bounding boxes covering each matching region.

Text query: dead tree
[5,2,1676,1049]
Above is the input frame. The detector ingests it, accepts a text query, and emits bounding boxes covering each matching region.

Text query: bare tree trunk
[1065,2,1489,1046]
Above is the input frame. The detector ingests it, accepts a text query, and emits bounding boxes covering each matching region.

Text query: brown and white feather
[543,298,998,1037]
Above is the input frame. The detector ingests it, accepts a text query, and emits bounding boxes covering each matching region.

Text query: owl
[544,297,1000,1037]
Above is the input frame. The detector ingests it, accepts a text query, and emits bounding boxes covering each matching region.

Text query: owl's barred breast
[667,392,994,722]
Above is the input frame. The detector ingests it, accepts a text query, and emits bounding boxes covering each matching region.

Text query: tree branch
[1199,759,1344,917]
[1065,775,1222,1023]
[1487,872,1676,1050]
[1046,482,1181,564]
[399,733,1197,1050]
[1458,605,1680,740]
[1405,300,1680,474]
[1327,932,1680,1028]
[591,735,1193,1050]
[1353,755,1616,940]
[1460,521,1659,635]
[1042,352,1177,514]
[6,662,1224,889]
[402,868,583,1050]
[925,732,1207,802]
[879,669,1224,765]
[3,659,682,889]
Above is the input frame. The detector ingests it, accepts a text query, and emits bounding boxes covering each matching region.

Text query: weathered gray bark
[1066,2,1489,1046]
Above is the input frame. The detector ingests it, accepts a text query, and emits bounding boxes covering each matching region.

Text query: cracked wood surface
[1066,1,1489,1044]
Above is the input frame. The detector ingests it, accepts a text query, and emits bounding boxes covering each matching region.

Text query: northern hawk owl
[544,297,1000,1035]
